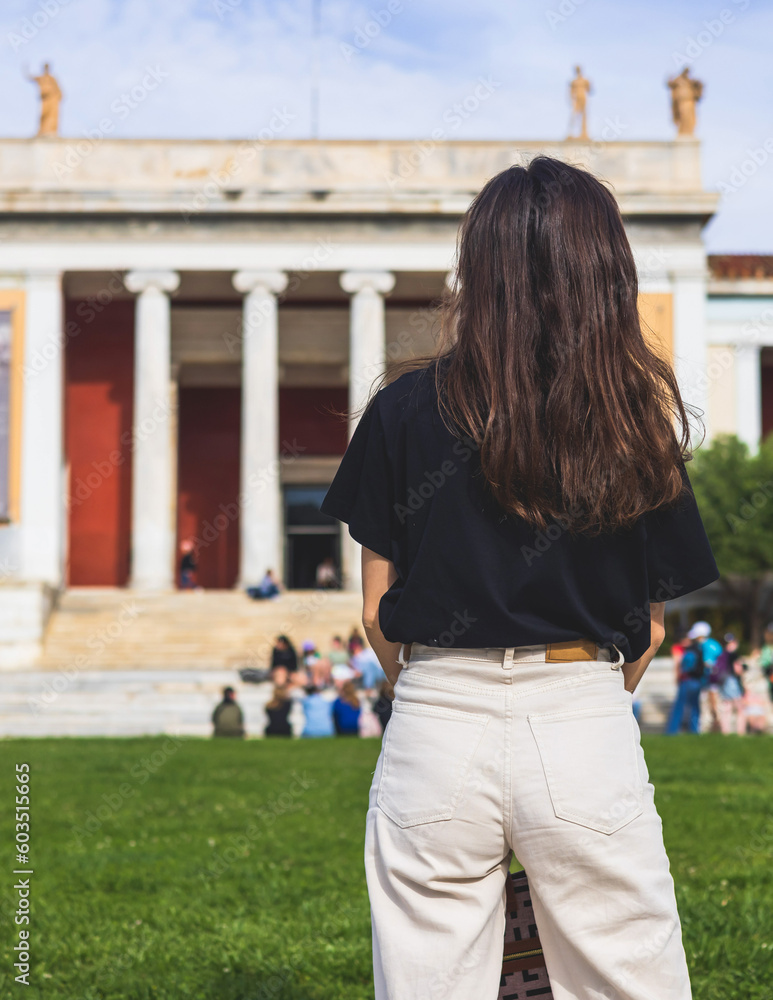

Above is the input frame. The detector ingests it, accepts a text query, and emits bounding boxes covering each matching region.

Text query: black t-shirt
[319,365,720,663]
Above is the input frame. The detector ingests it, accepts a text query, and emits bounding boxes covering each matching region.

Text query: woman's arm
[621,601,666,694]
[361,546,407,687]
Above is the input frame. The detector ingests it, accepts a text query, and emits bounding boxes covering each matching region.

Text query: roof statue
[26,62,62,137]
[667,67,703,137]
[567,65,591,140]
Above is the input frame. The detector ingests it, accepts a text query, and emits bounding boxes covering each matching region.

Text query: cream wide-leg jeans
[364,641,692,1000]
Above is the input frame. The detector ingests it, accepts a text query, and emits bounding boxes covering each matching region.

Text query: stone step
[2,652,770,736]
[6,587,770,736]
[36,588,367,671]
[2,660,769,737]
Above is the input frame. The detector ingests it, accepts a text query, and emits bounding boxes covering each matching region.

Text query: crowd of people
[212,619,773,739]
[213,629,394,739]
[665,620,772,735]
[264,631,394,738]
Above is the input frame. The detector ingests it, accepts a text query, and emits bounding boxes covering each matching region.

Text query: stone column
[339,271,395,591]
[340,271,395,420]
[19,270,65,585]
[670,267,710,444]
[735,343,762,453]
[232,270,288,588]
[124,270,179,590]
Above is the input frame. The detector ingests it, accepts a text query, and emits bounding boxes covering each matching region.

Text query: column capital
[340,270,395,296]
[233,270,288,296]
[124,270,180,295]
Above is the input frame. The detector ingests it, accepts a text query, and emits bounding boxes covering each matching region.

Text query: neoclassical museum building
[0,133,770,657]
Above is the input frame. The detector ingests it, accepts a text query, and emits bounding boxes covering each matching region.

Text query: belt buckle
[545,638,598,662]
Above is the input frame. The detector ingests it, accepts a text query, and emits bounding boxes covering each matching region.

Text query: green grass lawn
[0,735,772,1000]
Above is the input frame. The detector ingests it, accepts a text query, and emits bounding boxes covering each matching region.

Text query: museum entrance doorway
[284,485,341,589]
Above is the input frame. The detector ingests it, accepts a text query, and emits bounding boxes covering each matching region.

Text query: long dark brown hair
[356,155,699,537]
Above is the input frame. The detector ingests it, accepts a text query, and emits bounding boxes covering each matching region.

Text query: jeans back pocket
[527,704,644,835]
[377,701,489,829]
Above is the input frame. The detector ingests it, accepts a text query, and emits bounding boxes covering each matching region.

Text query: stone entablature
[0,138,717,217]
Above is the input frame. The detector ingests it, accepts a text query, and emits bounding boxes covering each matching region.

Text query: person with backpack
[665,621,722,734]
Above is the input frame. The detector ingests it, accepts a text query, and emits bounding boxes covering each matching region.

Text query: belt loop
[397,643,409,668]
[503,647,515,670]
[610,644,625,670]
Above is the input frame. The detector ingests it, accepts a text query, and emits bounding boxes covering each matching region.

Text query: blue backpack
[681,643,706,681]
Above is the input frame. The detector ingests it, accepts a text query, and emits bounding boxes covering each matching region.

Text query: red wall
[279,387,349,456]
[65,336,350,589]
[177,386,241,589]
[65,299,135,586]
[762,366,773,444]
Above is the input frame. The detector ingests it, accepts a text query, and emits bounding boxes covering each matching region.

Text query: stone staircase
[36,587,366,672]
[3,656,769,738]
[0,587,768,737]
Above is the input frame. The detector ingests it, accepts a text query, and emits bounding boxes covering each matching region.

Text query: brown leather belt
[544,638,599,662]
[399,637,607,666]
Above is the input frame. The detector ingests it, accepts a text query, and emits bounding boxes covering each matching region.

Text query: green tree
[690,433,773,647]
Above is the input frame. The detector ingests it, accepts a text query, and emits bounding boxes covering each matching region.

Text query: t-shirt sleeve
[644,459,720,603]
[319,395,395,560]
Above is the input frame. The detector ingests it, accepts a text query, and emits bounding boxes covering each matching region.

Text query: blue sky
[1,0,771,251]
